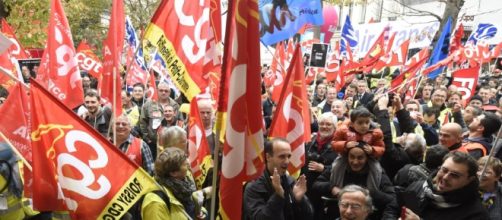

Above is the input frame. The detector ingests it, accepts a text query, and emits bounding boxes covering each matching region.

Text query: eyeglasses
[438,166,465,179]
[339,201,363,211]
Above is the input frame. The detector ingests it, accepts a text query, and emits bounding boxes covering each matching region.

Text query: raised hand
[293,174,307,202]
[308,161,325,172]
[270,168,284,198]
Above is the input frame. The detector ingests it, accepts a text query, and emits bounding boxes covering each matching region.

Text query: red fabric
[0,50,18,90]
[30,80,157,219]
[0,18,29,60]
[451,66,480,102]
[101,0,124,116]
[188,100,211,188]
[269,44,311,175]
[76,40,102,80]
[218,1,265,219]
[125,137,143,167]
[37,0,84,109]
[449,23,464,55]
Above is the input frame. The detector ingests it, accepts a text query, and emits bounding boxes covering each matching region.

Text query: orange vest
[125,137,143,166]
[456,142,487,156]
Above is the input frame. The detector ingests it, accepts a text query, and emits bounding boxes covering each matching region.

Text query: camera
[307,151,324,163]
[388,93,395,107]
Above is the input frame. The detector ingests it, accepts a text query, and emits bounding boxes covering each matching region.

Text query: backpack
[122,190,171,220]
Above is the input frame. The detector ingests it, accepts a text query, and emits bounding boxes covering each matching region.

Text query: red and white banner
[451,66,480,102]
[37,0,83,110]
[269,44,311,176]
[188,100,211,189]
[0,18,29,60]
[76,40,102,80]
[30,80,158,219]
[373,39,410,71]
[218,1,265,219]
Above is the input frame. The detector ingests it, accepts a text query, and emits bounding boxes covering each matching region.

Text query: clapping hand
[293,174,307,202]
[270,168,284,198]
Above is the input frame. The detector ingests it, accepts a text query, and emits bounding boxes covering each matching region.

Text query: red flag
[360,31,385,71]
[143,0,218,101]
[30,80,158,219]
[0,51,19,90]
[218,0,265,219]
[374,39,410,71]
[269,44,311,175]
[0,82,33,196]
[76,40,102,80]
[37,0,83,110]
[449,23,464,54]
[271,42,287,102]
[392,48,429,91]
[101,0,124,116]
[146,72,158,102]
[188,100,212,189]
[1,18,29,60]
[451,66,480,102]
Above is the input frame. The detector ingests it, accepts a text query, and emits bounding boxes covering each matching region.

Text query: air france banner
[260,0,324,45]
[352,20,440,58]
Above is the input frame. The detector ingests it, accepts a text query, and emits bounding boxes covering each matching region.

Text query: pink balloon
[321,5,338,43]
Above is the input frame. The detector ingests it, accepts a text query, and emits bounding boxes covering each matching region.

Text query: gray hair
[339,184,373,213]
[158,126,186,149]
[403,133,426,151]
[318,112,338,126]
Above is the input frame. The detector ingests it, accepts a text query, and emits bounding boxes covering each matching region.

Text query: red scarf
[316,134,333,153]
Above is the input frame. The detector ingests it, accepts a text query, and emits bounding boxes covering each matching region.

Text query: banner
[269,44,311,175]
[451,66,480,102]
[0,18,29,60]
[30,80,158,219]
[320,5,338,44]
[218,0,265,219]
[143,0,219,101]
[259,0,324,45]
[352,20,440,58]
[37,0,83,110]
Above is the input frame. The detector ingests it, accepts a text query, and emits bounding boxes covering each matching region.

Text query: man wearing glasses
[337,185,373,220]
[399,151,488,220]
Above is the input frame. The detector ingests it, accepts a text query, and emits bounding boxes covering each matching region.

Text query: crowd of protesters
[0,61,502,220]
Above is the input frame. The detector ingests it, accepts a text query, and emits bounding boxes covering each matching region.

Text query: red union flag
[76,40,102,80]
[1,18,29,60]
[30,80,158,219]
[37,0,83,109]
[218,0,265,219]
[101,0,124,115]
[187,100,211,189]
[143,0,221,101]
[0,51,18,90]
[451,66,480,102]
[269,44,311,175]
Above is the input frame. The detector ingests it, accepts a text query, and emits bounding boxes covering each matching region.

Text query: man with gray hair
[139,82,179,159]
[337,185,373,220]
[157,126,187,155]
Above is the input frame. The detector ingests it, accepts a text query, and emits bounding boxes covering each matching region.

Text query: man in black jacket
[243,138,313,220]
[400,151,489,220]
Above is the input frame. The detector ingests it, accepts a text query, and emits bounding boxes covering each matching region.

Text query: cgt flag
[29,80,158,219]
[269,44,311,176]
[218,0,265,219]
[188,100,212,189]
[143,0,218,101]
[37,0,83,110]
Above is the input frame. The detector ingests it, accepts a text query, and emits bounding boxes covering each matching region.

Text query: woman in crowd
[477,156,502,220]
[312,145,398,219]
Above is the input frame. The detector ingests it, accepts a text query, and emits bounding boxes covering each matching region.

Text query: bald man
[439,123,464,151]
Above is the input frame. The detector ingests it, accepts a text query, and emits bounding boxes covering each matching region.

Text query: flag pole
[0,131,32,171]
[112,67,117,145]
[479,125,502,181]
[0,68,29,90]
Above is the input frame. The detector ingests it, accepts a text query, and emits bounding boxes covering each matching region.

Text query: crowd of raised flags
[0,0,501,219]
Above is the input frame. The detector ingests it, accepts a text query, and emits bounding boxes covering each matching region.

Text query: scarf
[316,135,333,153]
[329,155,382,191]
[479,191,496,209]
[158,176,197,217]
[420,175,479,209]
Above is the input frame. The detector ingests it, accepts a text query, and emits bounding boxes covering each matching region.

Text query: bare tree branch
[390,0,442,21]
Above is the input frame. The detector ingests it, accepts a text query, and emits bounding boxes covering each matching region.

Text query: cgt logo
[32,124,111,211]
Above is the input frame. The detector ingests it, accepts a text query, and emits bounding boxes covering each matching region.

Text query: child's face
[353,117,371,134]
